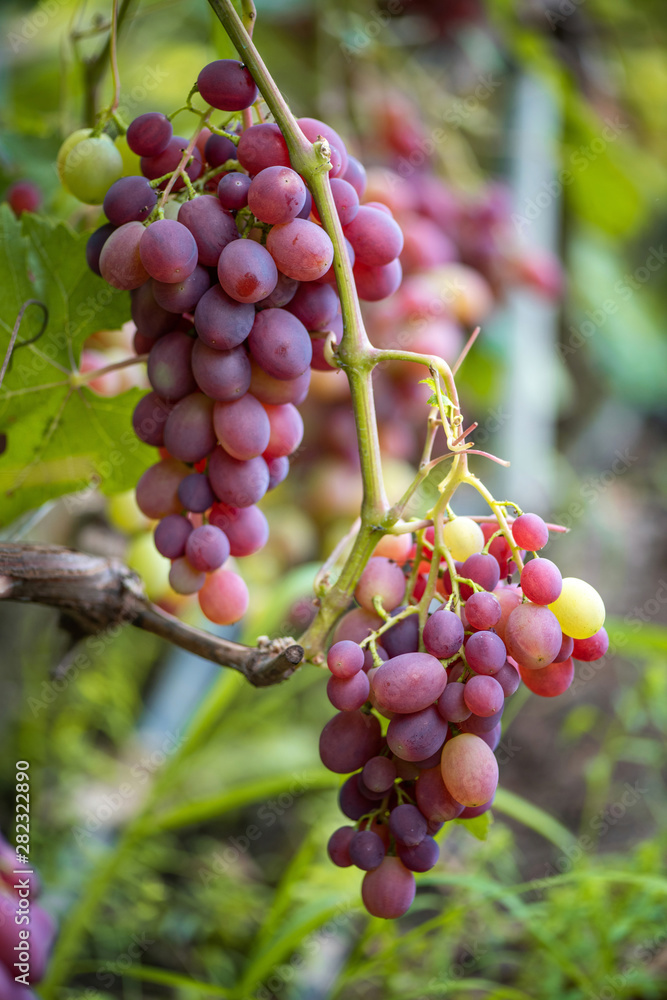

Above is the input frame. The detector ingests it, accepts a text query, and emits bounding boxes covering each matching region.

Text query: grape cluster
[321,512,608,918]
[78,59,405,625]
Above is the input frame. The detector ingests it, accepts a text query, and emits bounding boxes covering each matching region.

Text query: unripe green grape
[548,577,605,640]
[56,128,93,182]
[442,516,484,562]
[60,133,123,204]
[108,489,153,534]
[125,532,170,601]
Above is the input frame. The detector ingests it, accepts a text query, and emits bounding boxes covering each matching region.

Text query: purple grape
[465,591,502,630]
[178,473,216,513]
[459,796,495,818]
[386,705,448,762]
[197,59,258,112]
[319,710,383,774]
[99,221,148,290]
[338,773,376,820]
[147,331,196,401]
[255,271,299,309]
[191,339,251,401]
[154,514,192,559]
[463,675,505,717]
[212,393,271,461]
[249,359,310,405]
[343,154,367,197]
[132,391,173,447]
[372,653,447,714]
[209,502,269,557]
[140,136,203,189]
[380,609,419,657]
[127,112,172,157]
[135,458,188,519]
[459,705,504,734]
[353,258,402,302]
[169,556,206,595]
[178,195,239,267]
[327,640,364,678]
[267,455,289,489]
[287,282,339,331]
[218,171,252,211]
[131,281,175,339]
[248,166,307,225]
[140,219,198,283]
[207,448,269,507]
[349,830,386,871]
[362,755,396,794]
[327,826,355,867]
[237,123,290,174]
[152,265,211,314]
[423,608,464,660]
[163,392,216,463]
[247,307,312,380]
[397,835,439,873]
[361,856,415,919]
[296,189,313,219]
[464,630,506,676]
[554,633,575,663]
[205,132,238,167]
[415,766,464,823]
[193,285,255,351]
[185,524,230,572]
[389,803,427,846]
[436,683,471,723]
[86,222,115,275]
[494,661,521,697]
[327,670,370,711]
[218,239,278,304]
[459,552,501,599]
[103,175,157,226]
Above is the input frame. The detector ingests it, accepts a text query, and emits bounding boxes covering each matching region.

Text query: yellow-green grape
[60,133,123,204]
[126,532,170,601]
[108,489,153,534]
[56,128,93,182]
[114,134,142,176]
[442,516,485,562]
[163,198,181,221]
[548,577,605,640]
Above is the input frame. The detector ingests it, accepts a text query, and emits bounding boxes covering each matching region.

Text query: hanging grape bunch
[321,512,608,919]
[65,58,403,626]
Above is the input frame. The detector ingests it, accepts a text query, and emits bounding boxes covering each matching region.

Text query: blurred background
[1,0,667,997]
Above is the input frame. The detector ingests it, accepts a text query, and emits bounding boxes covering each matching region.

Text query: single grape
[132,392,173,447]
[152,265,211,314]
[205,131,238,167]
[459,552,501,598]
[389,804,427,846]
[512,512,549,551]
[380,609,420,657]
[465,591,502,630]
[154,514,192,559]
[349,830,386,871]
[103,175,157,226]
[197,59,258,111]
[372,652,447,714]
[85,222,116,276]
[331,608,383,647]
[248,166,307,225]
[342,154,367,197]
[127,112,172,157]
[135,458,188,519]
[327,826,355,867]
[338,773,376,820]
[317,237,355,287]
[436,682,472,723]
[319,710,383,773]
[344,205,404,266]
[327,639,364,678]
[361,856,415,919]
[198,568,249,624]
[327,670,370,711]
[548,578,606,640]
[362,755,397,794]
[266,219,334,281]
[213,394,271,461]
[397,835,439,873]
[442,516,485,561]
[208,448,269,508]
[415,766,464,823]
[463,675,505,717]
[520,558,563,605]
[218,171,252,211]
[554,633,575,663]
[386,705,448,762]
[193,285,255,351]
[185,524,230,572]
[191,340,251,401]
[249,359,311,405]
[312,177,360,226]
[237,123,290,174]
[140,136,203,189]
[354,557,406,614]
[353,258,403,301]
[130,281,175,339]
[163,393,216,463]
[209,502,269,557]
[372,533,413,565]
[423,608,464,659]
[147,331,197,401]
[441,733,499,808]
[262,403,304,459]
[178,195,239,267]
[256,272,300,309]
[505,603,562,670]
[287,282,339,331]
[493,585,523,642]
[247,307,312,380]
[464,630,506,676]
[267,455,289,489]
[178,473,216,513]
[571,627,609,661]
[61,133,123,204]
[519,657,575,697]
[6,179,42,216]
[218,239,278,303]
[169,556,206,595]
[494,661,521,697]
[459,797,495,818]
[99,221,149,290]
[140,219,198,283]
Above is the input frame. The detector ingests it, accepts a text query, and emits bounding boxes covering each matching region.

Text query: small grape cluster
[320,512,608,918]
[77,58,405,625]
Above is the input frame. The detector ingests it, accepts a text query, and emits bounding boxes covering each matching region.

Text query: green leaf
[455,810,493,841]
[0,205,153,524]
[493,787,576,850]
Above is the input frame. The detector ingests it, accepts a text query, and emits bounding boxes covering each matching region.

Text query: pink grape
[154,514,192,559]
[191,339,251,402]
[519,657,575,697]
[362,755,397,793]
[354,556,406,614]
[465,591,502,630]
[415,766,464,823]
[327,826,355,867]
[263,403,304,459]
[423,608,464,659]
[248,307,312,380]
[99,221,149,290]
[140,219,198,283]
[237,123,290,174]
[493,585,523,642]
[327,670,370,711]
[163,392,216,463]
[459,552,501,599]
[464,630,506,675]
[441,733,499,808]
[512,513,549,551]
[554,633,575,662]
[267,455,289,490]
[213,394,271,460]
[344,205,404,266]
[256,271,299,309]
[266,219,334,281]
[319,710,383,773]
[436,682,471,723]
[372,652,447,714]
[132,392,173,447]
[505,603,562,670]
[342,154,367,197]
[249,359,311,405]
[198,569,249,624]
[209,502,269,557]
[185,524,230,572]
[361,857,416,919]
[520,558,563,605]
[296,117,348,177]
[386,705,448,762]
[197,59,258,111]
[494,661,521,697]
[208,448,269,507]
[169,557,206,595]
[463,675,505,717]
[331,607,383,646]
[571,627,609,661]
[353,259,403,301]
[287,282,339,331]
[459,706,503,735]
[218,239,278,303]
[312,177,360,226]
[248,166,307,224]
[178,195,239,266]
[136,459,188,519]
[327,639,364,678]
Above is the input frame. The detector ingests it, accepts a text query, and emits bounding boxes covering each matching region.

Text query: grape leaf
[0,204,153,525]
[455,811,493,841]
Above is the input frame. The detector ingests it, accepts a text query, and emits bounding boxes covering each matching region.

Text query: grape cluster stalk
[54,0,610,924]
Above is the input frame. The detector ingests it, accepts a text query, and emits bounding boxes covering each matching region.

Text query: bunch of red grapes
[320,512,608,918]
[84,59,405,625]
